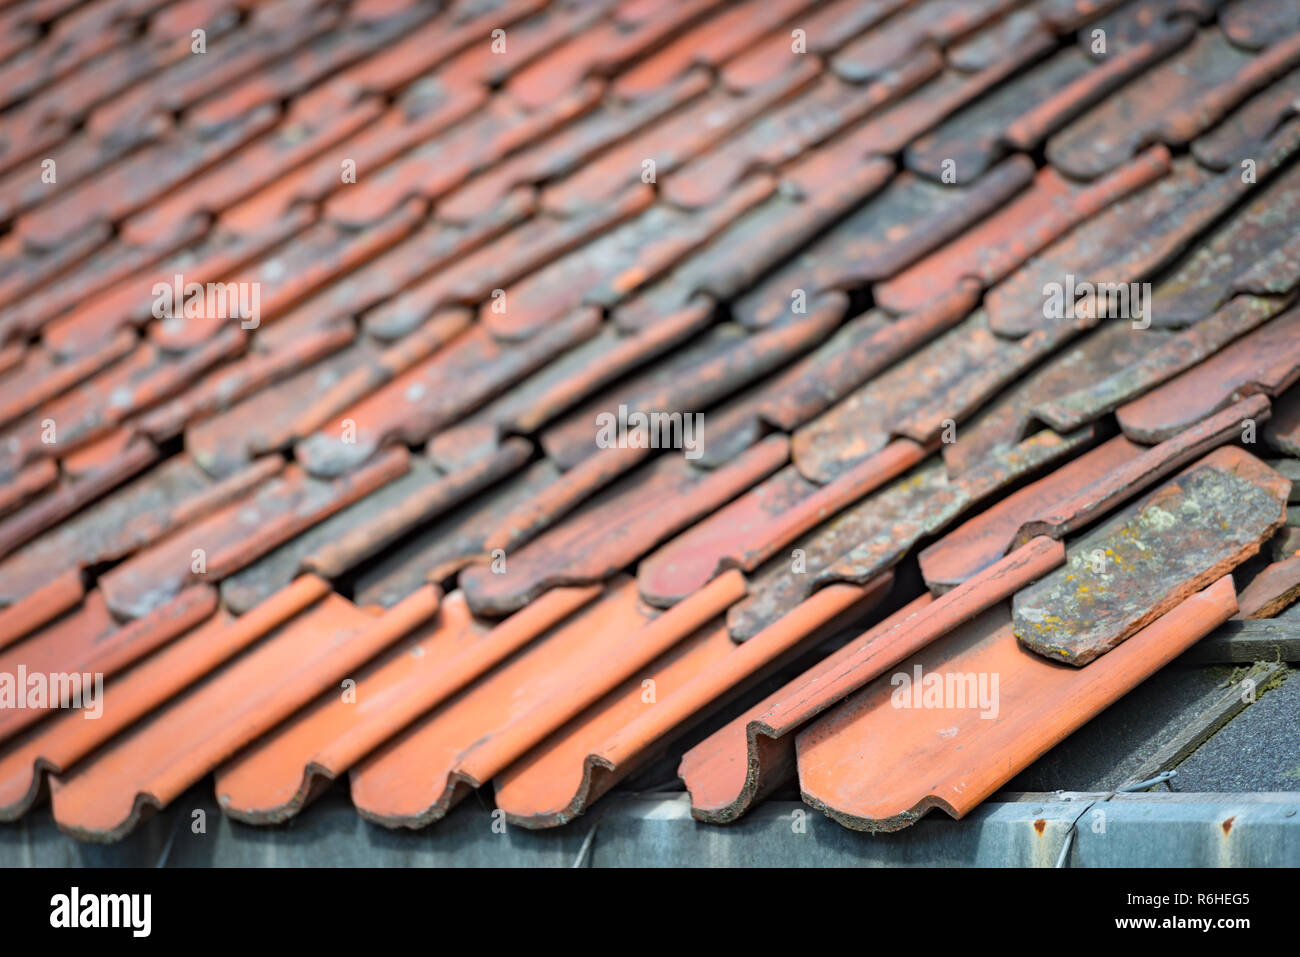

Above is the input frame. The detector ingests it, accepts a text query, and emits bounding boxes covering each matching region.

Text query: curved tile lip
[350,574,744,829]
[48,587,440,842]
[213,586,601,825]
[796,576,1239,833]
[496,574,892,828]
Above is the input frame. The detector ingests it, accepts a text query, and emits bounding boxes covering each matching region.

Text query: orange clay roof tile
[496,574,891,827]
[796,576,1238,832]
[1116,305,1300,441]
[350,573,737,828]
[0,574,330,821]
[50,585,439,841]
[213,586,599,824]
[679,592,934,824]
[5,0,1300,842]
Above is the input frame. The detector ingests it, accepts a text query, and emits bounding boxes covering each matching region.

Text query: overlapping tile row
[1,0,1299,842]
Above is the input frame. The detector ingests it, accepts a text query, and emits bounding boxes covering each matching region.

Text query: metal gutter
[2,790,1297,867]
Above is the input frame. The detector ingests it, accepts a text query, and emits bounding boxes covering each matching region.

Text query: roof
[0,0,1298,847]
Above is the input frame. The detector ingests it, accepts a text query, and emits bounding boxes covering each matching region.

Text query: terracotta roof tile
[729,433,1092,641]
[660,61,935,210]
[0,430,160,558]
[1012,447,1289,664]
[295,309,598,477]
[50,586,438,840]
[539,60,819,215]
[359,188,635,340]
[324,80,604,229]
[732,161,1031,329]
[791,311,1077,485]
[831,0,1026,82]
[460,437,788,615]
[0,454,281,607]
[1219,0,1300,50]
[924,397,1270,592]
[909,35,1189,181]
[719,0,912,91]
[679,538,1064,821]
[350,461,563,606]
[637,443,926,608]
[484,177,774,341]
[1266,384,1300,455]
[539,310,842,469]
[298,439,532,582]
[17,108,281,251]
[1236,552,1300,619]
[0,335,245,480]
[502,0,724,110]
[213,586,598,824]
[610,0,819,100]
[876,147,1171,314]
[1046,27,1300,180]
[0,584,216,746]
[704,286,981,459]
[796,577,1237,832]
[496,575,891,827]
[1192,68,1300,169]
[1116,304,1300,440]
[984,135,1300,337]
[8,0,1300,843]
[1149,161,1300,324]
[678,592,928,823]
[350,574,734,828]
[98,451,407,619]
[0,575,329,821]
[921,437,1149,594]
